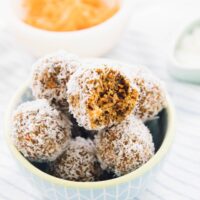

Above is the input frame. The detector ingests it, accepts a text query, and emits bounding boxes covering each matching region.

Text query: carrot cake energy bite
[11,99,71,162]
[133,67,167,121]
[67,64,139,130]
[31,51,80,108]
[51,137,100,182]
[95,116,155,176]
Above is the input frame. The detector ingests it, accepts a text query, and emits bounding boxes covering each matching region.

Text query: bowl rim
[4,68,175,190]
[8,0,133,35]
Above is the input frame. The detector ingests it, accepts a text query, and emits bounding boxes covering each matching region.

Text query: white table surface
[0,0,200,200]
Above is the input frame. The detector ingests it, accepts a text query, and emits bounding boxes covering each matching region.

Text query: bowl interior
[8,85,169,181]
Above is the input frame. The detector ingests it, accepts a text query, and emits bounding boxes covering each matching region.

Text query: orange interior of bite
[22,0,120,31]
[86,68,139,129]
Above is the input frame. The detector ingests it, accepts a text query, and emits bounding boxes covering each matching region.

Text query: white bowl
[169,18,200,84]
[7,0,134,57]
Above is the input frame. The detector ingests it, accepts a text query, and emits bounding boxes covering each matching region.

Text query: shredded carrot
[22,0,120,31]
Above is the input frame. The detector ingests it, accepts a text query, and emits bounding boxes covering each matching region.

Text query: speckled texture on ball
[12,99,71,162]
[133,67,167,121]
[67,63,139,130]
[51,137,100,182]
[31,51,80,109]
[95,115,155,176]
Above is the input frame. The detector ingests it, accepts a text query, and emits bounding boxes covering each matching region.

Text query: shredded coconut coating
[31,51,80,109]
[11,99,71,162]
[95,116,155,176]
[51,137,100,182]
[67,63,139,130]
[133,67,167,121]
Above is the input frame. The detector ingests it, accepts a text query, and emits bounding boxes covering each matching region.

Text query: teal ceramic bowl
[5,81,175,200]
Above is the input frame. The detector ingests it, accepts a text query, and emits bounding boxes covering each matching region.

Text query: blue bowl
[5,82,175,200]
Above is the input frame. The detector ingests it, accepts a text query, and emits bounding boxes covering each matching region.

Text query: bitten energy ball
[12,99,71,162]
[95,116,154,176]
[133,67,167,121]
[51,137,99,181]
[67,64,139,130]
[31,51,80,108]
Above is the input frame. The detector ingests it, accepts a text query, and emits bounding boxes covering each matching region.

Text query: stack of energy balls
[11,51,167,182]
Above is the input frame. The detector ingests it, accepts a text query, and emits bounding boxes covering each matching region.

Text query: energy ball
[133,67,167,121]
[95,116,154,176]
[51,137,100,182]
[67,64,139,130]
[31,51,80,109]
[12,99,71,162]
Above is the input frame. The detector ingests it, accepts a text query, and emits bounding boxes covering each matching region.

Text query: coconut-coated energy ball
[12,99,71,162]
[95,116,154,176]
[67,63,139,130]
[31,51,80,109]
[51,137,100,182]
[133,67,167,121]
